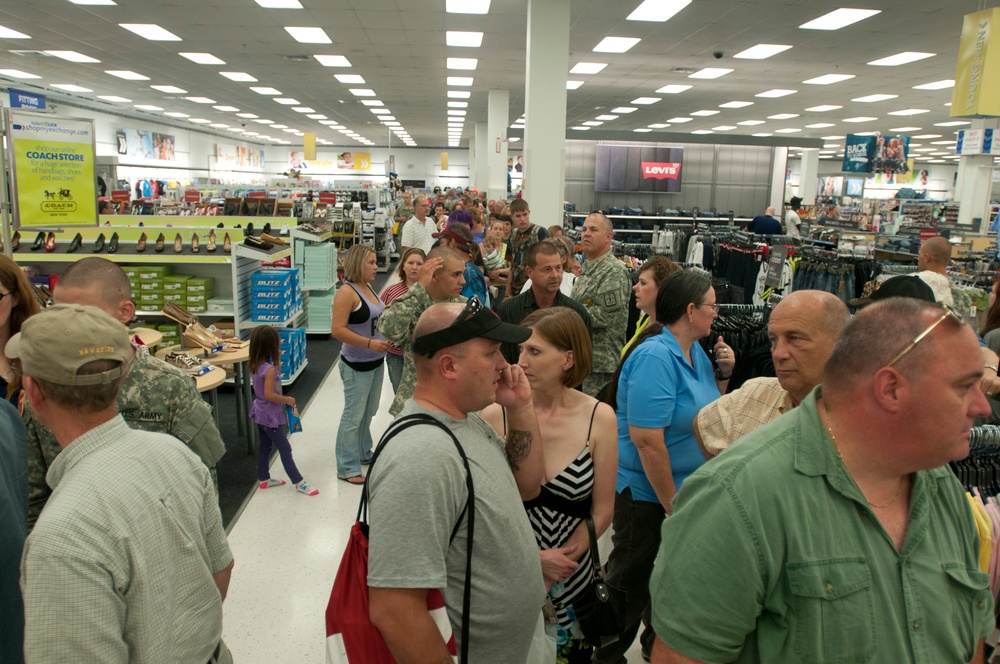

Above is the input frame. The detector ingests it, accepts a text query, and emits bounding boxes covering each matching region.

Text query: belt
[206,641,221,664]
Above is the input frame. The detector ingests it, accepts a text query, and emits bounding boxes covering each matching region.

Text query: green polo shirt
[650,387,992,664]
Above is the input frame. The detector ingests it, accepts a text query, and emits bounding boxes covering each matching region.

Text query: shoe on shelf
[107,232,119,254]
[165,351,212,376]
[191,233,200,254]
[296,480,319,496]
[245,223,254,237]
[11,231,19,252]
[244,235,273,251]
[206,229,217,252]
[216,222,224,228]
[44,232,56,252]
[260,232,285,245]
[262,222,272,236]
[92,233,106,253]
[173,233,183,253]
[279,222,291,236]
[67,232,82,253]
[223,232,232,253]
[259,478,286,490]
[30,231,45,251]
[136,232,147,253]
[155,233,165,253]
[182,324,224,353]
[163,301,199,327]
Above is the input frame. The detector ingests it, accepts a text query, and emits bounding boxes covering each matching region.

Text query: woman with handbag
[483,306,617,663]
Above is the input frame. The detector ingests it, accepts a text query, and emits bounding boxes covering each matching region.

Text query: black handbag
[573,517,625,648]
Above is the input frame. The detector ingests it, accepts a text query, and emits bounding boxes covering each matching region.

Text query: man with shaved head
[368,301,546,663]
[747,206,782,235]
[917,235,973,316]
[694,290,850,457]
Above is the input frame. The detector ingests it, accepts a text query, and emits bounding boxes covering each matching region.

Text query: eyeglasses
[453,296,486,325]
[886,304,963,368]
[697,302,720,312]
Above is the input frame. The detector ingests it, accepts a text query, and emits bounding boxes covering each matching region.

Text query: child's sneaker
[259,478,286,490]
[296,480,319,496]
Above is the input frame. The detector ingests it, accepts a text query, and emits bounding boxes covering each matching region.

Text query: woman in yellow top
[622,256,682,357]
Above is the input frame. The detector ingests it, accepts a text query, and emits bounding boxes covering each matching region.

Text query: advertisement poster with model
[5,109,97,228]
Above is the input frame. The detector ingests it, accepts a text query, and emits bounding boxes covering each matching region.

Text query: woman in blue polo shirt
[594,270,735,663]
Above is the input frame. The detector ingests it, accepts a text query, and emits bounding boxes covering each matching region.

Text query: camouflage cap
[6,304,131,386]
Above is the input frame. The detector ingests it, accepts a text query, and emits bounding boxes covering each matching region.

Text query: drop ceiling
[0,0,979,160]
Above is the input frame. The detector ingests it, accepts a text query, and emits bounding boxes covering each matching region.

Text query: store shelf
[303,280,338,292]
[137,309,236,318]
[290,227,334,242]
[281,359,308,386]
[233,241,293,262]
[13,250,234,264]
[241,307,305,329]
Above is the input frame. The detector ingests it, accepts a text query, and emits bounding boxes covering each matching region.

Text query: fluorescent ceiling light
[756,89,796,98]
[889,126,921,132]
[570,62,607,75]
[361,100,384,106]
[163,111,189,118]
[447,77,474,86]
[371,108,390,114]
[274,97,300,104]
[691,130,714,134]
[446,31,484,47]
[868,52,935,66]
[852,93,898,102]
[582,121,603,126]
[803,73,855,85]
[596,114,619,121]
[253,119,274,124]
[668,117,693,123]
[250,86,281,95]
[805,105,842,112]
[824,143,841,148]
[774,128,801,133]
[209,123,229,128]
[720,101,753,108]
[712,126,736,131]
[843,116,878,122]
[690,110,719,116]
[509,137,520,142]
[822,135,842,140]
[50,83,92,92]
[448,110,466,115]
[800,8,881,30]
[236,112,258,118]
[185,96,216,104]
[314,55,351,67]
[689,68,732,79]
[383,121,400,126]
[734,44,792,59]
[0,25,31,39]
[913,134,941,138]
[634,128,653,133]
[628,0,691,22]
[805,123,835,128]
[737,120,765,126]
[97,95,131,102]
[380,116,396,121]
[648,123,671,128]
[349,88,376,96]
[935,120,969,126]
[271,124,288,129]
[44,50,100,63]
[446,0,491,13]
[335,74,365,84]
[768,113,799,119]
[594,37,641,53]
[931,140,956,144]
[291,106,315,112]
[119,24,182,41]
[448,90,471,99]
[888,109,929,116]
[284,27,331,44]
[106,70,148,80]
[631,97,661,104]
[447,58,478,70]
[571,126,591,131]
[752,133,773,137]
[913,79,954,90]
[612,107,638,113]
[226,127,245,132]
[180,52,226,65]
[255,0,303,7]
[214,105,240,112]
[188,118,211,123]
[134,104,163,111]
[151,85,187,94]
[448,101,469,108]
[221,72,257,82]
[0,69,41,79]
[655,84,692,94]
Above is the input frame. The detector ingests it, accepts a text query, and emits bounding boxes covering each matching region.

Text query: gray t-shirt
[367,400,545,663]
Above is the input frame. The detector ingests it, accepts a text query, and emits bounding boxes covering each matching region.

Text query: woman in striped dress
[483,306,617,663]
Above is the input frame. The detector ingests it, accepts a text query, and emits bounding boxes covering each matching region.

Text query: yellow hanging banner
[303,132,317,161]
[441,151,449,171]
[952,8,1000,117]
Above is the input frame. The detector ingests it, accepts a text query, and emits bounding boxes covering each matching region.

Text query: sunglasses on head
[886,304,963,368]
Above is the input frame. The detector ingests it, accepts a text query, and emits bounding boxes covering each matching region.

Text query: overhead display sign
[8,88,45,110]
[5,109,97,228]
[118,127,175,161]
[594,145,684,193]
[841,134,910,175]
[955,128,1000,154]
[952,8,1000,117]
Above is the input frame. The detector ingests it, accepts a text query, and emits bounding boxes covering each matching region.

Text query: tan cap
[6,304,132,386]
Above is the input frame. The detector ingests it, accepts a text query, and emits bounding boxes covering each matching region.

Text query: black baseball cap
[849,275,935,308]
[413,297,531,358]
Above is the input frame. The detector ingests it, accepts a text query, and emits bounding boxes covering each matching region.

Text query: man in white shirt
[400,196,436,254]
[784,196,802,239]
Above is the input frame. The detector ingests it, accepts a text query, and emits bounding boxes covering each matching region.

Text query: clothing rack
[970,425,1000,452]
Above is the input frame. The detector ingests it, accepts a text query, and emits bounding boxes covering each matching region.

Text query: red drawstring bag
[325,414,473,663]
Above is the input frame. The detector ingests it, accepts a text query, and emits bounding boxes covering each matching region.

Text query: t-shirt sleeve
[367,432,468,589]
[626,351,676,429]
[650,472,766,662]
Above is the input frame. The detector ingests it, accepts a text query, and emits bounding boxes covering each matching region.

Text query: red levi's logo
[641,162,682,180]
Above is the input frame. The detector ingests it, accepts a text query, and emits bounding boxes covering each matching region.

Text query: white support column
[956,118,999,227]
[467,135,477,191]
[799,149,820,204]
[487,89,509,202]
[769,147,788,211]
[523,0,570,224]
[474,122,489,192]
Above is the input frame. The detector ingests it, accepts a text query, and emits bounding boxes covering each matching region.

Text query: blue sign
[8,89,45,110]
[842,135,875,173]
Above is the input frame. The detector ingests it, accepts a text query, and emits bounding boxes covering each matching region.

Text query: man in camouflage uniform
[379,246,467,416]
[572,213,631,397]
[508,198,549,294]
[23,257,225,527]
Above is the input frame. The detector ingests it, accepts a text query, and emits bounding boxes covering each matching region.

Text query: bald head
[765,206,776,216]
[919,236,952,272]
[413,302,466,377]
[54,257,134,323]
[773,290,851,339]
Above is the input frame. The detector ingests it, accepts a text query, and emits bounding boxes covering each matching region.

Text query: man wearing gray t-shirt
[368,299,547,663]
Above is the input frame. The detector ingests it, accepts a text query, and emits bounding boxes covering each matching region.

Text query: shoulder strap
[361,413,475,664]
[585,401,599,442]
[586,517,604,584]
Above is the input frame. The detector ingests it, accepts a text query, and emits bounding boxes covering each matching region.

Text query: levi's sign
[641,162,682,180]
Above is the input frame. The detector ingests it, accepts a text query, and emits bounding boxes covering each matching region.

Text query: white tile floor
[222,358,646,662]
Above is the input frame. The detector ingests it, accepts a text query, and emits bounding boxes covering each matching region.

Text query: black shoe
[11,231,20,252]
[262,222,271,235]
[107,232,119,253]
[244,234,273,250]
[92,233,105,253]
[30,231,44,251]
[216,222,224,228]
[245,223,254,236]
[67,233,82,253]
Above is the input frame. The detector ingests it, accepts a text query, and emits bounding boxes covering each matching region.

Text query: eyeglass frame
[886,304,963,368]
[696,302,720,312]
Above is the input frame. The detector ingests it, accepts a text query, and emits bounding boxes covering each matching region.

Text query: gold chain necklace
[825,424,904,509]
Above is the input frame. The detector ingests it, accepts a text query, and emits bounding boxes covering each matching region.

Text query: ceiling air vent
[283,55,311,62]
[9,50,52,57]
[672,67,697,74]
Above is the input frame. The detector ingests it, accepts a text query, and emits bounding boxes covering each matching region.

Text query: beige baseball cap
[6,304,132,386]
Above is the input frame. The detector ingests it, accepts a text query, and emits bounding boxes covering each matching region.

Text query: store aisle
[222,358,645,662]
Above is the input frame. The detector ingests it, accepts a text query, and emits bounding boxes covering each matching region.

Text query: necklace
[825,424,905,509]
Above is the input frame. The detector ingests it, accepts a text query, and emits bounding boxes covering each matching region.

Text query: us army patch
[602,292,618,307]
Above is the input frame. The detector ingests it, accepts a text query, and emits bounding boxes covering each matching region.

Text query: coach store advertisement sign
[5,109,97,228]
[594,145,684,193]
